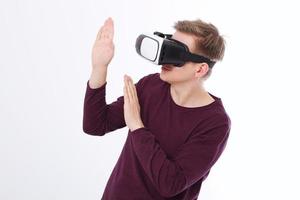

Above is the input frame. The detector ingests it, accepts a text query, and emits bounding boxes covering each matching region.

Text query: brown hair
[173,19,225,80]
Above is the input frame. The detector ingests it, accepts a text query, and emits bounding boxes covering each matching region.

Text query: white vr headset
[135,31,216,68]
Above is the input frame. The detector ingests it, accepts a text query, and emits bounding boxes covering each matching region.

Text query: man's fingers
[96,17,114,41]
[125,75,134,101]
[124,75,132,104]
[123,84,129,104]
[128,77,138,100]
[127,76,139,104]
[101,18,114,40]
[106,17,114,40]
[124,75,135,103]
[127,76,135,103]
[96,26,103,41]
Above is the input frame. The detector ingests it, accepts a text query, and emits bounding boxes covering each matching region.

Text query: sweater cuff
[130,127,156,148]
[86,80,107,94]
[130,127,149,134]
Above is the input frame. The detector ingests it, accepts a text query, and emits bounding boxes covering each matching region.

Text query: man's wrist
[130,124,145,132]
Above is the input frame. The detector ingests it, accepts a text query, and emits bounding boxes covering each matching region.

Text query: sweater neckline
[167,83,221,111]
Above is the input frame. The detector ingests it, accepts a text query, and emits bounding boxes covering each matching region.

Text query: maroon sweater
[83,72,231,200]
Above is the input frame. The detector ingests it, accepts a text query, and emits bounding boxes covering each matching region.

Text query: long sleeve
[82,81,125,135]
[130,116,231,197]
[82,74,153,136]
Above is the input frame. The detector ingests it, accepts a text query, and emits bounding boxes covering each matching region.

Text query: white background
[1,0,299,199]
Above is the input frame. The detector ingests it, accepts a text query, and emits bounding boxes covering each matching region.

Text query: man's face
[159,31,202,84]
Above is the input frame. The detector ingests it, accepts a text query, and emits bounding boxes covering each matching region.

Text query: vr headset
[135,31,216,68]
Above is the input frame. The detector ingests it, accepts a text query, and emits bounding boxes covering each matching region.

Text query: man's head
[160,19,225,84]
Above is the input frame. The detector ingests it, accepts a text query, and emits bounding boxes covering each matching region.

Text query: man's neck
[170,81,215,108]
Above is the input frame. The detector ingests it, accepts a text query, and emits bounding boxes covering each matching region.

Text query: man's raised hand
[92,17,115,70]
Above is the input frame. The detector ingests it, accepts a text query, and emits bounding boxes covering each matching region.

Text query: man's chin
[159,72,166,80]
[159,73,171,83]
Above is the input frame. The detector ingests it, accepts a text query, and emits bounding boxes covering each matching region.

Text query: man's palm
[92,17,115,69]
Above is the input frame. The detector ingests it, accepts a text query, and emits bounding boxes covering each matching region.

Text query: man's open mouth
[161,66,172,71]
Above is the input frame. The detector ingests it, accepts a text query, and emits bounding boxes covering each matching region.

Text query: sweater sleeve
[130,117,231,197]
[82,74,152,136]
[82,80,124,135]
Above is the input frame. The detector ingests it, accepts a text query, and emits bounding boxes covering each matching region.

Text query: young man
[83,17,231,199]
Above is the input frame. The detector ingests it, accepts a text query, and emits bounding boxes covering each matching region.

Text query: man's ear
[195,63,209,77]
